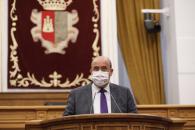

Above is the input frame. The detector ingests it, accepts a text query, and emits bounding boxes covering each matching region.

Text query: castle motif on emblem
[30,0,79,54]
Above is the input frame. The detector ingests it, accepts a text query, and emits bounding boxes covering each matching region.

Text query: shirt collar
[92,83,110,94]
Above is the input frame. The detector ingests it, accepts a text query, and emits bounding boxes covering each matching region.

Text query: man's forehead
[91,56,112,69]
[92,60,108,66]
[92,57,108,63]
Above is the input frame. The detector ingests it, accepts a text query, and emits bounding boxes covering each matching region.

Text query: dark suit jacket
[64,83,137,115]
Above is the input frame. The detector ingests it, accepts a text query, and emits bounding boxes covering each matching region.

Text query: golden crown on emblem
[37,0,73,10]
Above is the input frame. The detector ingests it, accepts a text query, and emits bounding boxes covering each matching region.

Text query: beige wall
[0,0,2,91]
[161,0,195,104]
[0,0,7,91]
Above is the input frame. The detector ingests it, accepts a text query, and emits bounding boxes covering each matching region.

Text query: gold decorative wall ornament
[37,0,73,10]
[92,0,100,57]
[9,0,100,88]
[10,72,90,88]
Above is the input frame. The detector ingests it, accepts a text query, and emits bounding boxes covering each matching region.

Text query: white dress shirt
[92,83,111,114]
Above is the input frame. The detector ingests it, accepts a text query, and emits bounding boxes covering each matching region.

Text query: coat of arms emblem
[30,0,79,54]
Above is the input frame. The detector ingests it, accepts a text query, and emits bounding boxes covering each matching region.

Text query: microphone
[108,91,122,113]
[89,92,97,114]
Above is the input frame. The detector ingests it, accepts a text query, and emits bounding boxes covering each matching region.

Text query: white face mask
[91,70,109,87]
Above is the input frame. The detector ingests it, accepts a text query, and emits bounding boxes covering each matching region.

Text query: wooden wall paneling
[0,103,195,129]
[138,105,195,130]
[0,92,69,106]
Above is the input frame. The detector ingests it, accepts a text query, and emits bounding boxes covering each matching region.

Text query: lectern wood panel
[25,114,185,130]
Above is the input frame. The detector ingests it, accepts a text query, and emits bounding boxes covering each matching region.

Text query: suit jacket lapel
[110,84,119,113]
[85,84,93,114]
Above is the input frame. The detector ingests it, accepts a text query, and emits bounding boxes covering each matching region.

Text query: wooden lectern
[25,113,185,130]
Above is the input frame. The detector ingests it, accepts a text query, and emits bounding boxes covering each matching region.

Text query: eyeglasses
[92,66,109,72]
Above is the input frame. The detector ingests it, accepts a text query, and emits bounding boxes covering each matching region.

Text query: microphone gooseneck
[109,92,122,113]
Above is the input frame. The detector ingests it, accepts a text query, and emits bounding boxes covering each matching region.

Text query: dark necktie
[99,88,108,113]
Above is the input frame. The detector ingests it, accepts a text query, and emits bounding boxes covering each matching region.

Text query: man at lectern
[64,56,137,116]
